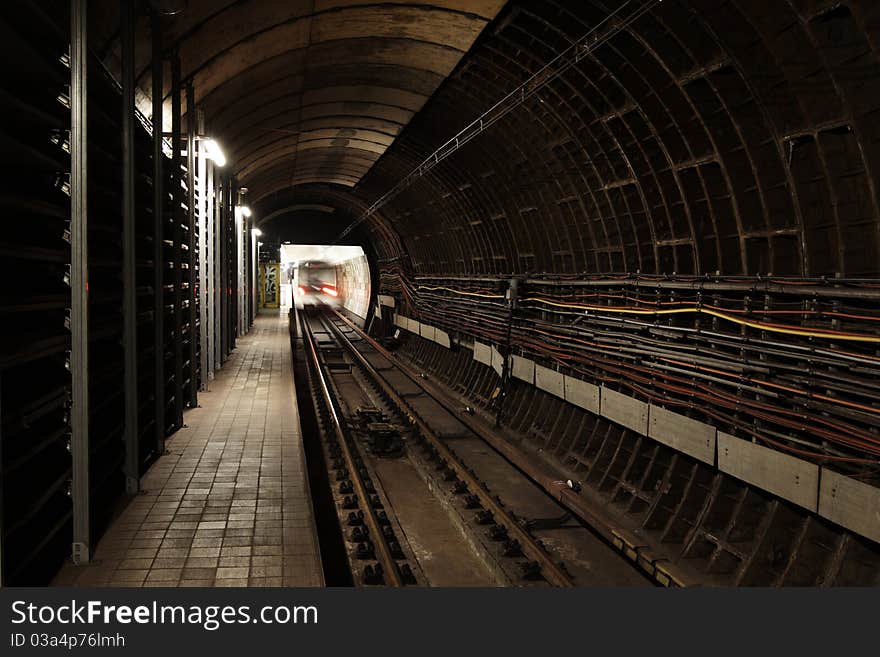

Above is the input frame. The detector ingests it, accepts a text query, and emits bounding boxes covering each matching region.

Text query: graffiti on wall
[260,262,280,309]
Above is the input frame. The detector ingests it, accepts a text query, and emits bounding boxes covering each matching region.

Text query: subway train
[293,259,341,308]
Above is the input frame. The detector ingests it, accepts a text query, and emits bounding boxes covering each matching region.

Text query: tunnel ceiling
[94,0,880,279]
[91,0,506,194]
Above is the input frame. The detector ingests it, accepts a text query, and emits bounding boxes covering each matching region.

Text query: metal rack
[0,0,248,584]
[0,0,201,584]
[0,0,74,586]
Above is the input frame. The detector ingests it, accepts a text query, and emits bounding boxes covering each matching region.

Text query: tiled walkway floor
[55,311,324,587]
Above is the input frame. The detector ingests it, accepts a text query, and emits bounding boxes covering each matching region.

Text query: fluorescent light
[202,138,226,167]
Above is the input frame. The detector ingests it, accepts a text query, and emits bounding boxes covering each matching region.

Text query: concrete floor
[55,311,324,587]
[371,457,498,586]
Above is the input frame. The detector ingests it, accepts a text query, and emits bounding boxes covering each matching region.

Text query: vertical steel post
[228,182,236,351]
[171,50,183,429]
[186,83,198,406]
[245,219,250,328]
[70,0,91,565]
[244,216,250,330]
[230,186,236,349]
[225,182,231,354]
[121,0,139,494]
[206,156,215,382]
[226,181,231,356]
[228,182,235,352]
[234,208,240,338]
[251,227,258,321]
[152,10,165,453]
[242,214,247,334]
[494,278,518,428]
[213,171,222,370]
[236,208,242,338]
[237,196,246,338]
[197,110,209,390]
[242,208,248,336]
[0,374,5,585]
[219,176,227,363]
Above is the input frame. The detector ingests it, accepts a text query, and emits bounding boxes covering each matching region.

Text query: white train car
[294,260,340,308]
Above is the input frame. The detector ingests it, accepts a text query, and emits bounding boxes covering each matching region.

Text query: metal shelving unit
[0,1,192,584]
[0,1,244,584]
[0,0,73,586]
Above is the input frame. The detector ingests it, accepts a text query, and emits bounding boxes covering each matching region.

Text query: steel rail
[328,307,694,586]
[299,309,404,586]
[321,309,575,587]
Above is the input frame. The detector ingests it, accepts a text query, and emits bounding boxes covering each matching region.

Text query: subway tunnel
[2,0,880,588]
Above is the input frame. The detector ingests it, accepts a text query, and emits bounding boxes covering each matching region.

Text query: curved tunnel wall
[355,0,880,278]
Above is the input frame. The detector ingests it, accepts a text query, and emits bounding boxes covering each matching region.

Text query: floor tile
[54,312,324,588]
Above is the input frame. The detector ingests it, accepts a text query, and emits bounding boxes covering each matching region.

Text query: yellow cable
[415,286,880,343]
[520,297,880,343]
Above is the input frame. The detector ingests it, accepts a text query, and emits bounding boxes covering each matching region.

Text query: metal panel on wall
[600,387,649,435]
[491,347,505,376]
[512,355,535,384]
[434,328,451,349]
[420,323,436,341]
[473,341,492,366]
[819,469,880,544]
[648,405,716,465]
[718,432,819,511]
[564,376,600,414]
[535,365,564,398]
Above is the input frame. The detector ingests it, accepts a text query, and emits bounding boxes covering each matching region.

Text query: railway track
[297,303,650,587]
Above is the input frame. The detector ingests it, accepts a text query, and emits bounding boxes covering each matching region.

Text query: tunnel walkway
[54,311,323,587]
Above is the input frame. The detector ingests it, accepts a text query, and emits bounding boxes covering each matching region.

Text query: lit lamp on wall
[200,137,226,167]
